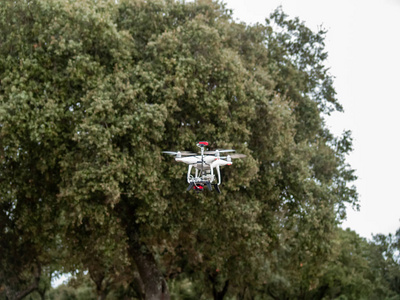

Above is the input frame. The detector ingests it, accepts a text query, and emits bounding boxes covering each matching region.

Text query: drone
[163,141,246,193]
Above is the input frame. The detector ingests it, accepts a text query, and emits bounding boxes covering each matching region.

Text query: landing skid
[186,182,194,191]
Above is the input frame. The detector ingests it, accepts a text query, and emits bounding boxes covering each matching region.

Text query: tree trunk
[208,274,229,300]
[88,266,110,300]
[5,263,41,300]
[38,289,46,300]
[132,271,146,300]
[6,282,38,300]
[127,230,170,300]
[237,286,247,300]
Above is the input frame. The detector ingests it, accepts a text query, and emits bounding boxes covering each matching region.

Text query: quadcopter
[163,141,246,193]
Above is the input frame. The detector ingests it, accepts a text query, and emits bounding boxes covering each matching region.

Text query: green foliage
[0,1,373,299]
[46,283,96,300]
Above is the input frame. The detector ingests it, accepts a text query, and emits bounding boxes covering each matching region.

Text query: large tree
[0,1,357,299]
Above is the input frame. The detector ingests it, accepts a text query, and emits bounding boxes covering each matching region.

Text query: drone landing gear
[214,184,221,194]
[186,182,194,191]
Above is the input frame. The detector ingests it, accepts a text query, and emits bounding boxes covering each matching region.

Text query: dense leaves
[1,0,395,299]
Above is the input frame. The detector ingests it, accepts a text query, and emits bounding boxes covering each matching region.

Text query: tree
[0,0,148,298]
[370,229,400,298]
[0,3,66,298]
[1,1,358,299]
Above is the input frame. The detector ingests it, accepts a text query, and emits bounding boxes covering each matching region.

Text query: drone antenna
[197,141,208,176]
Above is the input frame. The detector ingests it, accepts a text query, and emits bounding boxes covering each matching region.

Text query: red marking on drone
[198,141,209,146]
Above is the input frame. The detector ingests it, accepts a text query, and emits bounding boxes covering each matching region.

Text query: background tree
[370,229,400,298]
[1,1,360,299]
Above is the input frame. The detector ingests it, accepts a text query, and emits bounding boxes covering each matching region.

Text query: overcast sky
[226,0,400,239]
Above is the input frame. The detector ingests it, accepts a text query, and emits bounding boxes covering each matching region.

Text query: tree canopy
[1,0,397,299]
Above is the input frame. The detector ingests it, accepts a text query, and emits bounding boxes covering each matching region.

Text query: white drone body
[163,141,246,193]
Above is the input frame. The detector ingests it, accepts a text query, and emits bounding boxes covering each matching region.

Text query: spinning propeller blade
[162,151,196,156]
[221,154,246,159]
[204,149,235,154]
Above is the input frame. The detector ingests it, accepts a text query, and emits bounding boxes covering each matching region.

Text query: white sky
[226,0,400,239]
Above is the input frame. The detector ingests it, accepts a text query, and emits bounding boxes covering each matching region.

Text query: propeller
[162,151,196,157]
[204,149,235,155]
[221,154,246,159]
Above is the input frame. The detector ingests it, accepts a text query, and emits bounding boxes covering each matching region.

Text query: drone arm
[176,157,199,165]
[187,165,193,183]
